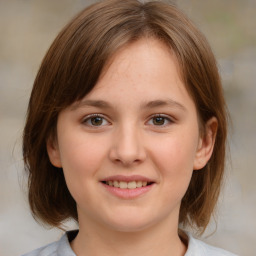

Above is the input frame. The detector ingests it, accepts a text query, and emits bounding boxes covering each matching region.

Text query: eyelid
[82,113,111,127]
[81,113,175,127]
[146,114,175,126]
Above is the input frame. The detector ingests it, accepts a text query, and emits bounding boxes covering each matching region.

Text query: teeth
[127,181,136,189]
[136,181,142,188]
[120,181,128,189]
[106,180,151,189]
[113,181,119,188]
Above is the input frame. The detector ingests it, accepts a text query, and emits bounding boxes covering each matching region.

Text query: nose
[109,124,147,167]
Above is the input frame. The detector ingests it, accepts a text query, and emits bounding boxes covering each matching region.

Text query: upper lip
[101,175,155,182]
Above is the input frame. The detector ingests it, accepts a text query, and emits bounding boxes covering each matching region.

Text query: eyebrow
[141,99,187,112]
[71,100,112,110]
[71,98,187,112]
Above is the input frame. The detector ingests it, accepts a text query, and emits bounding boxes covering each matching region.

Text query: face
[47,38,216,233]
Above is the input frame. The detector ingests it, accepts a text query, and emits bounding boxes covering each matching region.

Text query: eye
[82,114,110,127]
[147,114,173,126]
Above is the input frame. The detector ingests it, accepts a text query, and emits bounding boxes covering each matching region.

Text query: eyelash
[81,114,174,127]
[82,114,110,127]
[147,114,174,127]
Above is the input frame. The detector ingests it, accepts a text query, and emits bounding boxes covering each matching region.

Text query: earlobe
[193,117,218,170]
[46,137,62,168]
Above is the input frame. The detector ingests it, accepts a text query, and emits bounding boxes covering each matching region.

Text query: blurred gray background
[0,0,255,255]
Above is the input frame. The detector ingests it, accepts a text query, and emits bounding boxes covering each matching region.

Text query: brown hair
[23,0,228,233]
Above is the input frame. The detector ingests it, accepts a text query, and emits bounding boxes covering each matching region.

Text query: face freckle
[48,38,212,234]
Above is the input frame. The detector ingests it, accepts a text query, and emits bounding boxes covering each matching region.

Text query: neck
[71,216,187,256]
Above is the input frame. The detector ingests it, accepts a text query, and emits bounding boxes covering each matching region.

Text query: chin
[103,213,158,233]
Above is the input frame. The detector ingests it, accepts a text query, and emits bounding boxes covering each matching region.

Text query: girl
[22,0,237,255]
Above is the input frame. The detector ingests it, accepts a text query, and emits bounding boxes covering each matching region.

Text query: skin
[47,38,217,256]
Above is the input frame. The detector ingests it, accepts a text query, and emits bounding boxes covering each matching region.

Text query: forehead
[71,38,196,115]
[99,38,178,82]
[87,39,187,97]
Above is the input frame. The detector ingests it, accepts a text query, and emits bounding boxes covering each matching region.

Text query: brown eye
[82,114,109,127]
[147,114,173,127]
[91,117,103,126]
[152,116,165,125]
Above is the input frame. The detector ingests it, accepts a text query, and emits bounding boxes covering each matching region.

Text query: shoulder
[21,241,59,256]
[185,232,239,256]
[21,231,77,256]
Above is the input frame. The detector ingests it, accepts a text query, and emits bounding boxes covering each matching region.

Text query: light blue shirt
[21,230,238,256]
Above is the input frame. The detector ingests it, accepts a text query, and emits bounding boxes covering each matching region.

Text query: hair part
[23,0,228,234]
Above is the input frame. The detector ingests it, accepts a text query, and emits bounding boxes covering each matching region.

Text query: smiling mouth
[101,180,154,189]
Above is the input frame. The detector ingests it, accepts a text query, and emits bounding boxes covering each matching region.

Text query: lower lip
[101,182,155,199]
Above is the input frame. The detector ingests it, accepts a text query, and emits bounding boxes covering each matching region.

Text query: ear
[193,117,218,170]
[46,136,62,168]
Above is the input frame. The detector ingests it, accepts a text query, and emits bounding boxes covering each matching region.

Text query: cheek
[57,134,108,196]
[151,135,197,171]
[59,132,107,171]
[148,130,199,189]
